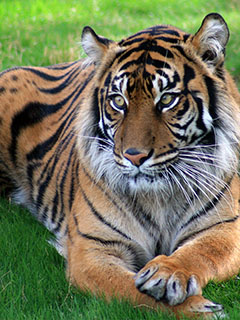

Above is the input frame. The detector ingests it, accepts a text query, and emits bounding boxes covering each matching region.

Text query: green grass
[0,0,240,319]
[0,0,240,82]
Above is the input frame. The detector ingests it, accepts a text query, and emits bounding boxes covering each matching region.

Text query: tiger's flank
[0,13,240,319]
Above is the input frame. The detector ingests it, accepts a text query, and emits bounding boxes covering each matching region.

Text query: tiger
[0,12,240,319]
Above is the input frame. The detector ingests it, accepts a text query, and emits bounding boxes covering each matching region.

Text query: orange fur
[0,13,240,318]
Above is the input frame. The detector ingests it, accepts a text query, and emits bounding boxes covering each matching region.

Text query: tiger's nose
[123,148,152,166]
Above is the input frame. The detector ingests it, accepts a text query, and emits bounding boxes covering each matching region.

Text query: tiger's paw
[173,295,225,319]
[134,255,201,305]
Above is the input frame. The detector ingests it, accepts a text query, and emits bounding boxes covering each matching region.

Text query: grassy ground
[0,0,240,319]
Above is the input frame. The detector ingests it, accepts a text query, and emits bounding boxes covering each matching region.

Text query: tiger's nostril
[123,148,152,166]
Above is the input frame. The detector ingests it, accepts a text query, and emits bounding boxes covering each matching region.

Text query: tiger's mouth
[121,168,172,195]
[128,172,164,183]
[119,161,175,189]
[119,151,179,179]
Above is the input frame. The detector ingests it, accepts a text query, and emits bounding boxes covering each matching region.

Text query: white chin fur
[81,138,171,197]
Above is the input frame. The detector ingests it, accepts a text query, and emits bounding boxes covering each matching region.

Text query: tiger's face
[101,54,212,180]
[80,14,239,196]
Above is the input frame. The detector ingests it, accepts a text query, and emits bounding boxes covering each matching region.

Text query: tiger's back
[0,61,94,249]
[1,13,240,319]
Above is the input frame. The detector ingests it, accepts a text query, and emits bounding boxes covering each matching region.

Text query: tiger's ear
[81,26,114,64]
[192,13,229,68]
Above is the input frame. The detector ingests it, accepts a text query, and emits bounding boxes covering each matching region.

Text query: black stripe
[149,45,174,58]
[150,154,179,168]
[21,67,71,82]
[117,42,173,65]
[26,70,94,163]
[117,47,144,65]
[9,90,76,165]
[103,71,112,88]
[88,88,113,144]
[0,62,79,80]
[119,52,171,70]
[69,153,78,212]
[27,113,75,163]
[33,133,74,213]
[181,176,233,230]
[35,134,72,186]
[91,87,100,126]
[80,186,131,241]
[122,27,181,43]
[51,161,65,223]
[77,230,145,270]
[119,53,145,70]
[45,60,81,70]
[153,148,178,160]
[53,215,65,234]
[192,95,208,131]
[203,76,218,125]
[27,161,42,191]
[183,64,195,87]
[175,215,240,251]
[72,212,145,270]
[78,231,125,247]
[37,67,81,94]
[172,45,195,63]
[27,100,76,210]
[156,70,169,82]
[130,198,160,238]
[155,36,179,43]
[166,71,181,90]
[157,28,180,37]
[169,116,195,130]
[53,142,76,226]
[118,37,146,47]
[165,123,188,141]
[81,164,159,238]
[146,54,171,69]
[41,206,48,223]
[183,34,190,42]
[120,30,154,44]
[176,100,190,118]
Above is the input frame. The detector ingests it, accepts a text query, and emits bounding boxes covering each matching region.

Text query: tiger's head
[78,13,240,198]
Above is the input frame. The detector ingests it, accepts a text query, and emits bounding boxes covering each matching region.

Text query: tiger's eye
[160,93,174,106]
[111,95,126,110]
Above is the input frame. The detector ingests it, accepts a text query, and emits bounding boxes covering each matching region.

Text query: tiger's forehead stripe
[118,25,182,45]
[97,26,190,88]
[117,40,174,65]
[110,30,193,80]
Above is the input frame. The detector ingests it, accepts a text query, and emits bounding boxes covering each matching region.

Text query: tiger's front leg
[67,236,224,319]
[135,217,240,311]
[67,209,230,319]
